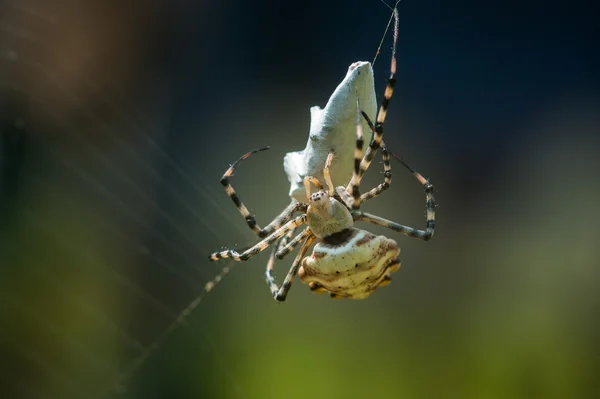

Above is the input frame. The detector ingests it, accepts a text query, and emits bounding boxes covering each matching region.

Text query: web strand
[372,0,402,67]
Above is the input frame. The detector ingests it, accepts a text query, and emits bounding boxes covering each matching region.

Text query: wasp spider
[209,8,435,301]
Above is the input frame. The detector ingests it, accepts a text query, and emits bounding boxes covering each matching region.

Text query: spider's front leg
[266,233,316,302]
[209,215,307,261]
[275,227,311,260]
[220,147,307,238]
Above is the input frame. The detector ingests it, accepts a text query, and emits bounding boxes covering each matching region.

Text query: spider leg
[275,227,311,260]
[345,108,392,209]
[266,227,310,294]
[355,111,392,204]
[276,226,298,257]
[322,152,335,196]
[360,144,391,203]
[267,233,316,302]
[303,176,323,198]
[263,225,298,283]
[220,147,306,238]
[352,164,435,240]
[346,8,399,200]
[354,211,434,241]
[346,99,365,209]
[264,234,290,287]
[209,215,307,261]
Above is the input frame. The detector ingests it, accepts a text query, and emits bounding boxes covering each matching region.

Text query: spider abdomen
[298,228,400,299]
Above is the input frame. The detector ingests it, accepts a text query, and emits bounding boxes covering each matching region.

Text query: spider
[209,8,436,301]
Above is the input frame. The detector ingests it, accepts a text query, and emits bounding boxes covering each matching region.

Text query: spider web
[4,1,600,398]
[0,1,410,398]
[0,1,261,397]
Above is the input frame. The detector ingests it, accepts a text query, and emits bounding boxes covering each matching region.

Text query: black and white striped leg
[274,227,298,258]
[351,8,399,190]
[263,226,297,290]
[360,145,391,203]
[275,227,311,259]
[353,210,434,241]
[264,223,301,287]
[267,234,317,302]
[357,111,392,203]
[220,147,306,238]
[209,215,308,261]
[266,227,308,294]
[346,99,366,209]
[353,166,435,242]
[355,153,435,240]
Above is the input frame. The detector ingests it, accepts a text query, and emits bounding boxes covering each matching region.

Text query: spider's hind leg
[352,158,435,241]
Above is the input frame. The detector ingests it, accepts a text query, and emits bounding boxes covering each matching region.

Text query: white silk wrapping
[283,61,377,203]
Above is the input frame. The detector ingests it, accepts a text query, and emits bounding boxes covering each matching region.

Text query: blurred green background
[1,1,599,398]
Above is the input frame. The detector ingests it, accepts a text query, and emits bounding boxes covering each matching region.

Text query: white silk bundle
[283,61,377,203]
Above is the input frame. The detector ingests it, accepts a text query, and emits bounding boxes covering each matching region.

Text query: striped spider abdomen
[299,228,400,299]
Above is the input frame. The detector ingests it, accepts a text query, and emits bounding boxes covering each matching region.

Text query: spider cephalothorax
[209,8,435,302]
[305,190,352,240]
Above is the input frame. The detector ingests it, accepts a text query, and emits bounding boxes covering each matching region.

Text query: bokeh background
[1,0,599,398]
